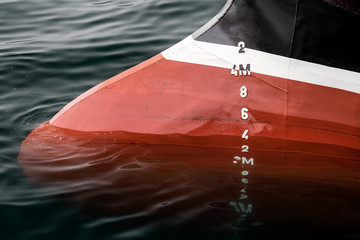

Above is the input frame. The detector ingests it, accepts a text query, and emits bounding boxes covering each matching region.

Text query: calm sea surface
[1,1,360,240]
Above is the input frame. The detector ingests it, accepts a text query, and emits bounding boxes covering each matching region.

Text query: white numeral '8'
[240,86,247,98]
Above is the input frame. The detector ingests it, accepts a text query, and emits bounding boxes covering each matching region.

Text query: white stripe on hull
[162,36,360,94]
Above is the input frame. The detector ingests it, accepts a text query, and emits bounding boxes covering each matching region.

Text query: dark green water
[2,1,360,240]
[0,1,226,239]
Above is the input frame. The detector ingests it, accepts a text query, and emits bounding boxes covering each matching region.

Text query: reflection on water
[18,123,360,239]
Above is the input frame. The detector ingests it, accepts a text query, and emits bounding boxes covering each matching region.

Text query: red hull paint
[18,54,360,231]
[48,56,359,150]
[19,52,360,185]
[18,51,360,185]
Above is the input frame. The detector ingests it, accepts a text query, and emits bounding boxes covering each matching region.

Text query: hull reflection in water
[18,123,360,239]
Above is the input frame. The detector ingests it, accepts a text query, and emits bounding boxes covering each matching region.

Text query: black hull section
[196,0,360,73]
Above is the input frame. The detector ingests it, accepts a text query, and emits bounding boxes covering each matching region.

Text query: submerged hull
[18,0,360,234]
[18,124,360,237]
